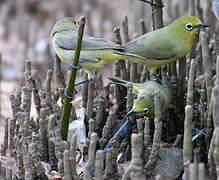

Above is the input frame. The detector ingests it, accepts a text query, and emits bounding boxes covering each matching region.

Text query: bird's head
[51,17,77,37]
[126,95,154,118]
[169,16,209,38]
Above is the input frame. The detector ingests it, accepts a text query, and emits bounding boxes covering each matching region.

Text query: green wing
[55,33,124,51]
[125,31,176,60]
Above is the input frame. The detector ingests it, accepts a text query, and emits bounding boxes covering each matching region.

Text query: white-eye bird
[51,17,147,80]
[124,15,209,74]
[109,77,172,118]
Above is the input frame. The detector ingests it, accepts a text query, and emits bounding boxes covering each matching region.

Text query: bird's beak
[197,23,210,28]
[125,108,149,118]
[126,109,136,117]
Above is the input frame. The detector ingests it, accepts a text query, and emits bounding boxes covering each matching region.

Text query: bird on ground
[51,17,147,80]
[124,15,209,74]
[109,77,172,118]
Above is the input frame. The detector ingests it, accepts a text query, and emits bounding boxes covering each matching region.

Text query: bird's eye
[142,108,148,113]
[185,23,193,31]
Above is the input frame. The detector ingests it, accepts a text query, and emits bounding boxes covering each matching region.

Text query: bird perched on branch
[51,16,208,81]
[109,77,172,118]
[51,17,147,80]
[124,15,209,74]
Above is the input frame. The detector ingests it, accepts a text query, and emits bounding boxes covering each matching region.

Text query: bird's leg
[67,64,83,71]
[192,128,206,141]
[64,79,90,99]
[75,79,89,86]
[64,88,78,99]
[152,69,162,84]
[64,64,90,99]
[139,0,164,8]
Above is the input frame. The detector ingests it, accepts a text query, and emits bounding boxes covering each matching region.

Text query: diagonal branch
[60,17,86,140]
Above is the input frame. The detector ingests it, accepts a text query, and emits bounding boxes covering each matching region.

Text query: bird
[109,77,172,118]
[124,15,209,74]
[51,17,147,80]
[211,0,219,20]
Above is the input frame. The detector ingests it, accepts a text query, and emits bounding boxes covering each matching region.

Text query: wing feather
[55,34,124,51]
[125,31,176,60]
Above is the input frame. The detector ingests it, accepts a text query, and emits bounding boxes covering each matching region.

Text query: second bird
[109,77,172,118]
[125,15,209,74]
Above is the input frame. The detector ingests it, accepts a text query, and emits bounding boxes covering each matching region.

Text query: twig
[29,133,48,180]
[188,163,196,180]
[85,80,95,130]
[63,150,73,180]
[45,69,53,106]
[82,71,88,108]
[83,133,98,180]
[113,26,127,110]
[186,59,195,106]
[201,31,214,150]
[104,138,119,179]
[177,57,186,97]
[201,31,213,105]
[1,118,8,156]
[208,131,216,178]
[212,56,219,179]
[151,0,164,30]
[144,117,150,147]
[126,83,135,123]
[101,111,114,148]
[114,25,127,79]
[32,74,41,116]
[60,17,86,140]
[0,54,1,117]
[136,116,144,133]
[9,117,16,156]
[189,0,195,16]
[198,163,206,180]
[54,53,66,89]
[47,114,57,170]
[145,90,162,171]
[95,95,105,133]
[69,134,79,179]
[195,0,203,21]
[122,134,144,180]
[95,150,104,180]
[183,105,193,166]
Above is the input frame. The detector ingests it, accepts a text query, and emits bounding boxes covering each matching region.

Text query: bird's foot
[64,88,78,99]
[67,64,83,71]
[192,128,206,141]
[139,0,164,8]
[152,72,162,84]
[64,80,90,99]
[75,79,89,86]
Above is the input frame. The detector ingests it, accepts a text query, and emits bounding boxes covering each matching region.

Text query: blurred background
[0,0,217,125]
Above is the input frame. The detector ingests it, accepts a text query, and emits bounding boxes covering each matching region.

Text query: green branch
[60,17,86,140]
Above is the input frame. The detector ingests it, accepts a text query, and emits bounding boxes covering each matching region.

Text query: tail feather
[108,77,129,87]
[109,77,141,93]
[114,51,147,61]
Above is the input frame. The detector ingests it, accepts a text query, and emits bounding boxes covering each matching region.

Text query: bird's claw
[139,0,164,8]
[63,80,89,99]
[153,72,162,84]
[192,128,206,141]
[68,64,83,71]
[75,79,89,86]
[64,88,78,99]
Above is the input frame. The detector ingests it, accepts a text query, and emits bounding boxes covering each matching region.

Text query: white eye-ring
[185,23,193,31]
